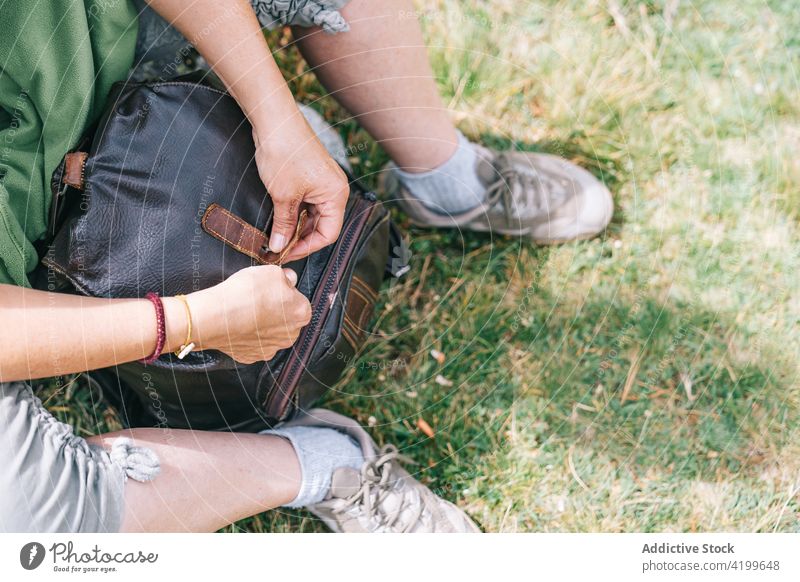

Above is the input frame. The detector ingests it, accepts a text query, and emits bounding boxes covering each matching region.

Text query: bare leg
[291,0,458,172]
[88,430,300,532]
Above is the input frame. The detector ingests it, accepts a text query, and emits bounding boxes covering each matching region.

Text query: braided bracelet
[141,292,166,364]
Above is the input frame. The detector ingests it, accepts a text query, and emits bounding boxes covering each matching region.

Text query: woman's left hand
[142,0,350,261]
[253,118,350,262]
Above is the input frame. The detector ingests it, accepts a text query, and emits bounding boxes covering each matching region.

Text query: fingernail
[269,233,287,252]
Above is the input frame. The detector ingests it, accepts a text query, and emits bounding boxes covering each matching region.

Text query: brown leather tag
[63,152,88,190]
[201,203,307,265]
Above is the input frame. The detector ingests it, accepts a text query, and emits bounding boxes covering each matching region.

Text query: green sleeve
[0,0,138,286]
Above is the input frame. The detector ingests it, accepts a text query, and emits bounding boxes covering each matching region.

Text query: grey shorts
[0,382,126,532]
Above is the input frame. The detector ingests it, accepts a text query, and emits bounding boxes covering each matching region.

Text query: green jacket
[0,0,138,286]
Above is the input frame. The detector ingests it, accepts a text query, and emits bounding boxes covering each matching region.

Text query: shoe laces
[484,153,560,225]
[332,444,432,533]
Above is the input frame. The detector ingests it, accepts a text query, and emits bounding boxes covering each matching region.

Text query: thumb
[282,268,298,287]
[269,197,300,253]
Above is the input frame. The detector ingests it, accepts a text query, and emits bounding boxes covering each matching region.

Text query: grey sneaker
[281,409,481,533]
[382,145,613,244]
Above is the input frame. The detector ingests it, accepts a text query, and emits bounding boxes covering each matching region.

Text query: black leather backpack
[38,78,405,432]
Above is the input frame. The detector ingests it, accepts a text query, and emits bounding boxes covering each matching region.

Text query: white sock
[389,131,487,215]
[260,426,364,508]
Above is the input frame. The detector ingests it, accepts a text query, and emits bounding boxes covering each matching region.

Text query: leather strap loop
[201,203,307,265]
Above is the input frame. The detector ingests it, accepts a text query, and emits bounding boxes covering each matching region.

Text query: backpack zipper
[264,195,376,420]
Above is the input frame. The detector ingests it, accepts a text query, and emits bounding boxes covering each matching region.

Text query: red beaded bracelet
[141,292,166,364]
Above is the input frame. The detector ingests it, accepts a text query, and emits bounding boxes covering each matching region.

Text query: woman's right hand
[186,265,311,364]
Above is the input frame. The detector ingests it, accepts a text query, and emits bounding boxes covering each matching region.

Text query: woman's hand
[188,265,311,364]
[137,1,339,366]
[253,119,350,262]
[0,266,311,381]
[143,0,350,262]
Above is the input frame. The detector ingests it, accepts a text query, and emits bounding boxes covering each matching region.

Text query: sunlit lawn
[45,0,800,532]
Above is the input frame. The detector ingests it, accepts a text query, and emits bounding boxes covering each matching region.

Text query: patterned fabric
[252,0,349,33]
[131,0,350,80]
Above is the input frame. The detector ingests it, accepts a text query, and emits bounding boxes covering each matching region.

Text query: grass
[40,0,800,532]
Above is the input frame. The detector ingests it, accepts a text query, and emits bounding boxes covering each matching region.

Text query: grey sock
[389,131,486,215]
[260,426,364,508]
